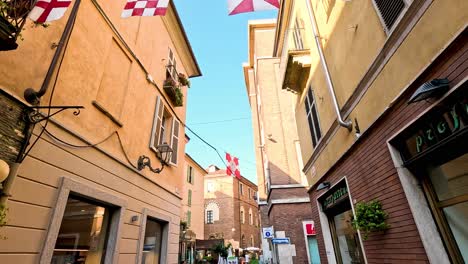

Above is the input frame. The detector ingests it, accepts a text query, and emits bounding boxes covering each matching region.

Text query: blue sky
[173,0,277,183]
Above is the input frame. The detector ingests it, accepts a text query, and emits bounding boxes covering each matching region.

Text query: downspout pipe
[24,0,81,105]
[305,0,353,131]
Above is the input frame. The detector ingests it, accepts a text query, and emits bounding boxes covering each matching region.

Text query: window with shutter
[372,0,407,33]
[149,96,179,165]
[170,119,180,165]
[188,189,192,207]
[305,86,322,147]
[150,96,163,151]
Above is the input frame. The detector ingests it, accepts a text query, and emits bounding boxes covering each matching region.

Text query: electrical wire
[20,8,78,162]
[42,125,116,149]
[188,117,250,125]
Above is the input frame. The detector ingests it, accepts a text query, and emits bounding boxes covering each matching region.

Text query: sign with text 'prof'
[262,226,274,239]
[272,238,290,244]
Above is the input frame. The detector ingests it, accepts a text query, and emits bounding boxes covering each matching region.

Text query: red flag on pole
[28,0,72,23]
[227,0,279,16]
[226,153,241,179]
[121,0,169,18]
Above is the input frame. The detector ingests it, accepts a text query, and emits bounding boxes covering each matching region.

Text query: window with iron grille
[372,0,407,33]
[206,210,213,224]
[305,87,322,147]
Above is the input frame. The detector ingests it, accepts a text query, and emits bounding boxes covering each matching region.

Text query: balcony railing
[278,28,311,94]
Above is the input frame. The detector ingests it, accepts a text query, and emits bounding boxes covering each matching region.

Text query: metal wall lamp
[316,181,331,191]
[408,78,449,104]
[137,143,173,174]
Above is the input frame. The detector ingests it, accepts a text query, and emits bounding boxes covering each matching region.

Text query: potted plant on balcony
[0,0,36,51]
[163,78,184,107]
[178,73,190,88]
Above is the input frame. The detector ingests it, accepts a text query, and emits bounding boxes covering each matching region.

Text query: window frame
[305,86,322,147]
[187,165,194,184]
[292,17,304,50]
[136,208,172,264]
[206,210,214,224]
[239,183,243,196]
[40,178,126,264]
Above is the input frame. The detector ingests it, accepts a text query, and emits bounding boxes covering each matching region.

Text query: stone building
[203,165,260,252]
[0,1,200,263]
[179,152,207,263]
[243,19,312,264]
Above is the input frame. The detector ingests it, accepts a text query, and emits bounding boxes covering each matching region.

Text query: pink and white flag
[28,0,72,23]
[228,0,279,15]
[121,0,169,18]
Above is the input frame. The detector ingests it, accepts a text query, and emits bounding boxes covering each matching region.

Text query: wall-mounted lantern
[137,143,173,173]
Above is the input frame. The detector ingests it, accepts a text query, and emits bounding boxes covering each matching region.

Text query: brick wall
[309,31,467,264]
[269,203,313,264]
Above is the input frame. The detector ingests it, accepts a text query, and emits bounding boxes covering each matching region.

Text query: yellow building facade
[0,0,200,263]
[274,0,467,263]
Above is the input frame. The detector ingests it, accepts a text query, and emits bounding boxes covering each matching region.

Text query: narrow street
[0,0,467,264]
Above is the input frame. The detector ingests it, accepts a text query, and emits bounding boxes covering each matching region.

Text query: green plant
[0,205,6,227]
[175,87,183,107]
[163,78,177,88]
[212,242,231,258]
[178,73,191,88]
[180,220,188,231]
[352,200,390,240]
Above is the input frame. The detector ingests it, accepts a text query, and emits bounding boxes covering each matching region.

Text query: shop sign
[304,222,316,236]
[272,238,290,244]
[395,87,468,162]
[262,226,274,239]
[322,186,348,209]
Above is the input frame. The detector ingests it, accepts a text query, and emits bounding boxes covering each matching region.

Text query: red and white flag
[28,0,72,23]
[226,153,241,179]
[228,0,279,15]
[121,0,169,18]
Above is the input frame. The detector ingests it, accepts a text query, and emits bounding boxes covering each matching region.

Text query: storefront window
[332,210,364,264]
[142,218,164,264]
[52,197,111,264]
[320,181,364,264]
[427,153,468,262]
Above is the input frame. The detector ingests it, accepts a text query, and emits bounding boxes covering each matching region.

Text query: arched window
[249,208,253,225]
[250,235,254,247]
[241,234,246,248]
[205,202,220,224]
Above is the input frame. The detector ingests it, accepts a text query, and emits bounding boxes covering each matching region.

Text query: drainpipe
[23,0,82,105]
[305,0,353,131]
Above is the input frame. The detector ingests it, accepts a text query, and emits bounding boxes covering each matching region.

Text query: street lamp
[0,159,10,183]
[137,143,173,173]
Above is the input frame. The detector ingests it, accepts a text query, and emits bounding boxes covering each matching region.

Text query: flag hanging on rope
[226,153,241,179]
[28,0,72,23]
[121,0,169,18]
[228,0,279,15]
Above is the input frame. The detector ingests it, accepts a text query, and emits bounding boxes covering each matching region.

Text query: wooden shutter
[150,96,163,150]
[170,119,180,164]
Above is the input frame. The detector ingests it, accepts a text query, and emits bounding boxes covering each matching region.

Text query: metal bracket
[26,106,84,124]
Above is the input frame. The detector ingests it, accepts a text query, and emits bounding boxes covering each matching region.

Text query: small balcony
[163,64,186,107]
[279,28,311,94]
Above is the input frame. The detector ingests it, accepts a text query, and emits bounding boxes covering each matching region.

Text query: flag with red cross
[28,0,72,23]
[228,0,279,15]
[121,0,169,18]
[226,152,241,179]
